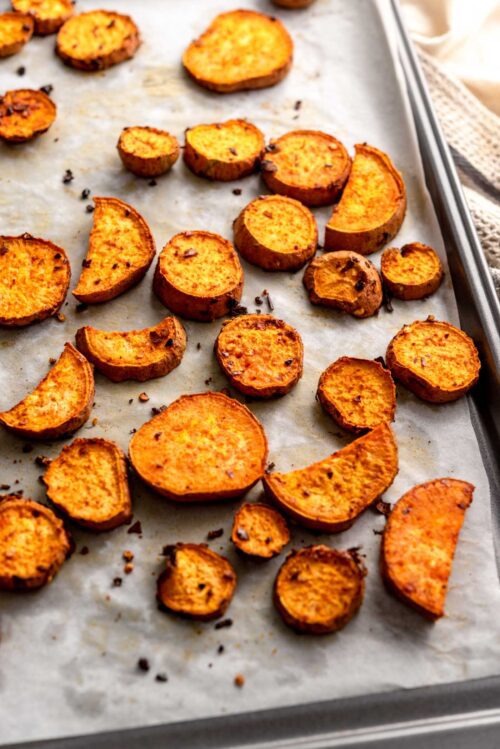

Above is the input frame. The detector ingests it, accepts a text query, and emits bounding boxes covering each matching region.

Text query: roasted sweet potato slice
[157,543,237,621]
[303,250,382,318]
[317,357,396,433]
[73,197,155,304]
[263,423,398,532]
[215,314,303,398]
[386,318,480,403]
[325,143,406,254]
[231,503,290,559]
[182,10,293,94]
[129,392,268,502]
[0,496,72,590]
[261,130,351,207]
[117,126,179,178]
[381,243,444,300]
[153,231,243,321]
[234,195,317,271]
[184,119,264,181]
[274,545,366,633]
[0,342,94,440]
[12,0,73,35]
[56,10,140,71]
[0,234,70,327]
[75,316,186,383]
[381,479,474,619]
[0,12,33,56]
[43,438,132,532]
[0,88,56,143]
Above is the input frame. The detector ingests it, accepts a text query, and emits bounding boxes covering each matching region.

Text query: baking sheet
[1,0,499,744]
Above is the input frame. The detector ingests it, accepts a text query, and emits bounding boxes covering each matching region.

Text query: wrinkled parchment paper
[1,0,499,743]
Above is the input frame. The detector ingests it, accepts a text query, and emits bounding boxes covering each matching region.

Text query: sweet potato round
[381,243,443,300]
[0,88,56,143]
[0,12,33,56]
[386,318,480,403]
[12,0,73,35]
[56,10,140,71]
[231,503,290,559]
[129,392,268,502]
[153,231,243,321]
[117,126,179,178]
[274,545,366,634]
[184,119,264,181]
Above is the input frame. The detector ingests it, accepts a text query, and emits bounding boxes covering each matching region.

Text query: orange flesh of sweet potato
[274,545,366,633]
[0,496,72,590]
[73,197,155,304]
[0,12,33,56]
[56,10,140,70]
[129,392,268,502]
[0,234,70,327]
[44,438,132,531]
[317,357,396,433]
[215,314,303,398]
[231,503,290,559]
[0,342,94,440]
[182,10,293,93]
[117,126,179,178]
[382,478,474,619]
[12,0,73,35]
[157,543,237,620]
[263,423,398,531]
[0,88,56,142]
[184,119,264,181]
[381,243,444,300]
[386,318,480,403]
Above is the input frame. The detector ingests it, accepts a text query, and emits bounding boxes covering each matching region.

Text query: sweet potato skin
[234,195,318,271]
[303,250,382,318]
[386,318,480,403]
[0,88,56,143]
[0,12,34,56]
[325,143,406,254]
[184,119,264,181]
[231,503,290,559]
[381,479,474,619]
[56,10,140,70]
[274,545,366,634]
[263,423,398,532]
[273,0,316,6]
[117,126,179,178]
[0,234,70,327]
[381,243,443,300]
[12,0,73,35]
[0,496,72,590]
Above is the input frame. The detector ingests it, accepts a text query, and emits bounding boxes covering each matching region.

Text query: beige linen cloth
[401,0,500,294]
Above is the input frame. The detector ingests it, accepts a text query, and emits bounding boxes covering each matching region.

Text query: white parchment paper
[1,0,499,743]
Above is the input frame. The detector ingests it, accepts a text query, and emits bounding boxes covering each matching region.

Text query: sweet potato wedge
[182,10,293,93]
[317,357,396,433]
[129,392,268,502]
[386,318,481,403]
[381,478,474,619]
[263,423,398,532]
[325,143,406,254]
[0,12,33,56]
[43,438,132,532]
[0,88,56,143]
[274,545,366,634]
[157,543,237,621]
[261,130,351,207]
[75,316,186,383]
[56,9,140,71]
[153,231,243,321]
[0,342,94,440]
[117,126,179,178]
[303,250,382,318]
[273,0,316,6]
[231,503,290,559]
[184,119,264,182]
[234,195,317,271]
[381,243,444,300]
[0,234,70,327]
[215,314,303,398]
[73,197,155,304]
[12,0,73,35]
[0,496,72,590]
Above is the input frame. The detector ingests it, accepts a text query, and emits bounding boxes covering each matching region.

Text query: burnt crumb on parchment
[207,528,224,540]
[214,618,233,630]
[137,657,150,672]
[128,520,143,535]
[382,286,393,313]
[232,188,242,196]
[138,392,149,402]
[373,499,391,517]
[80,546,90,555]
[151,405,166,416]
[112,577,122,587]
[81,188,91,200]
[35,455,51,467]
[265,462,275,474]
[16,66,26,76]
[85,204,94,213]
[234,674,245,688]
[75,302,88,313]
[155,672,168,682]
[39,84,53,95]
[262,289,274,311]
[62,169,74,184]
[22,444,34,454]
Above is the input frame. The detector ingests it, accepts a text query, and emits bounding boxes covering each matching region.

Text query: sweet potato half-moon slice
[0,234,70,327]
[0,496,72,590]
[381,243,444,300]
[75,316,186,383]
[325,143,406,254]
[73,197,155,304]
[0,342,94,440]
[182,10,293,93]
[274,545,366,634]
[263,423,398,532]
[184,119,264,181]
[381,478,474,619]
[12,0,73,35]
[129,392,268,502]
[43,438,132,532]
[56,10,140,70]
[231,503,290,559]
[0,88,56,143]
[0,12,33,56]
[117,126,179,178]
